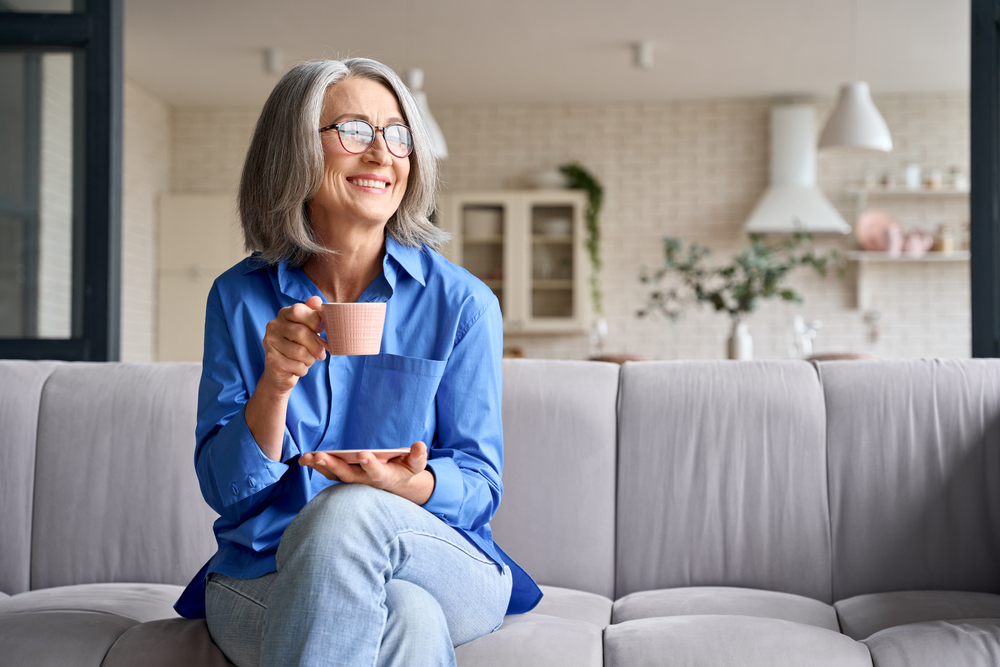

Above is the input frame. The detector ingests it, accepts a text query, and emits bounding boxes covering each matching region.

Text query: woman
[174,58,541,667]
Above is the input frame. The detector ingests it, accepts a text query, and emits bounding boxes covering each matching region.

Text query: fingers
[261,299,328,387]
[275,296,323,340]
[299,445,429,491]
[263,332,319,375]
[406,442,428,473]
[300,451,352,482]
[356,451,390,484]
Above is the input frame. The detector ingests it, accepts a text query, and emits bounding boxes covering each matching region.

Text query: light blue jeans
[205,483,512,667]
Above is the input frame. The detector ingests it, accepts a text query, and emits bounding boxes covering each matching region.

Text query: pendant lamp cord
[850,0,858,82]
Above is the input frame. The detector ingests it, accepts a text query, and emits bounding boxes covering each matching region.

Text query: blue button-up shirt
[174,237,541,618]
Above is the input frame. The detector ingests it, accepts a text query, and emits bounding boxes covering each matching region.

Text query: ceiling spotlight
[634,41,654,70]
[264,47,283,75]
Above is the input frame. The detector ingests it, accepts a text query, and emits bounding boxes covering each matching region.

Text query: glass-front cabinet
[437,190,589,334]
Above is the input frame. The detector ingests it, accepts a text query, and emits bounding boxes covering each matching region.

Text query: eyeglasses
[319,120,413,158]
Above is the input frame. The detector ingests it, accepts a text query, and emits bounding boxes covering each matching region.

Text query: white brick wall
[122,79,171,361]
[172,107,259,195]
[167,92,970,360]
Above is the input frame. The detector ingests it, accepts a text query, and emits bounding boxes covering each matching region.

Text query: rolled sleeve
[422,456,466,522]
[203,405,291,508]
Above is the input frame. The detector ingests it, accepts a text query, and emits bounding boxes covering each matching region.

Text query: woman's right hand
[260,295,327,394]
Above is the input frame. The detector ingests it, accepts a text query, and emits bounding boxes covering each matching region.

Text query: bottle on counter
[905,163,922,191]
[934,223,955,256]
[949,166,969,191]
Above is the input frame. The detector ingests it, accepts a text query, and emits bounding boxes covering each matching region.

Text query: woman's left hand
[299,442,435,505]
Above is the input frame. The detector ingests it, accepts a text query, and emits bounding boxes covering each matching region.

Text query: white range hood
[744,104,850,235]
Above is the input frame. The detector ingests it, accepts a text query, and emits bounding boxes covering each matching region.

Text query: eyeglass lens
[338,120,412,158]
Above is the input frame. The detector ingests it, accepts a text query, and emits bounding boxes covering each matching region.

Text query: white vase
[728,319,753,360]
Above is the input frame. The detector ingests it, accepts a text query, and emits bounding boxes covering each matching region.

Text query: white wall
[37,53,73,339]
[164,92,970,361]
[122,78,171,361]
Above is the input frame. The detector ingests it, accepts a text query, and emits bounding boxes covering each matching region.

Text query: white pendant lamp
[818,0,892,152]
[405,68,448,160]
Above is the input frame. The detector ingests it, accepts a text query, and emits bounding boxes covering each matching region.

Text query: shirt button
[231,483,238,495]
[247,476,255,488]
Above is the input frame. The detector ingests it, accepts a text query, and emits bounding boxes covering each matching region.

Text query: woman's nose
[363,131,394,166]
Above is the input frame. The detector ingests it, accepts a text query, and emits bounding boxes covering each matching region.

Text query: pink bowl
[856,209,902,253]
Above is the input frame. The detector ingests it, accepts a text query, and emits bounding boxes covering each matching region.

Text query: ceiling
[124,0,969,108]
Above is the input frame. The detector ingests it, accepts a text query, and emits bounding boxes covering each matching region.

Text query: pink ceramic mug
[321,302,386,355]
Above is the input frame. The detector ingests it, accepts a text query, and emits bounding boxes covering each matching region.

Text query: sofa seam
[612,362,624,604]
[27,362,63,593]
[809,359,837,609]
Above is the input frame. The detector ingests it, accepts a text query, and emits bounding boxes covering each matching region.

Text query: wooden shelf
[848,251,969,309]
[848,187,970,197]
[531,235,574,244]
[532,279,574,289]
[463,236,504,244]
[847,251,970,262]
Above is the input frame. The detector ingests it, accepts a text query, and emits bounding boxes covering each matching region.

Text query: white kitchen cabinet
[437,190,590,334]
[157,194,245,361]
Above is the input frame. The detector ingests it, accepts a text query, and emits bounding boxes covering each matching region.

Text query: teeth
[350,178,386,189]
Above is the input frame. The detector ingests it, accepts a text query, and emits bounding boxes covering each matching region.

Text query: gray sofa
[3,358,1000,666]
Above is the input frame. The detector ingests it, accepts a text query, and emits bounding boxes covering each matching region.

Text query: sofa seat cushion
[0,583,183,623]
[612,586,840,631]
[863,619,1000,667]
[0,610,138,667]
[604,615,872,667]
[835,590,1000,640]
[456,612,603,667]
[102,618,234,667]
[531,585,613,627]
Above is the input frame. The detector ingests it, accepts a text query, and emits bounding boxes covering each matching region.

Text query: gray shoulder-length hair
[239,58,449,267]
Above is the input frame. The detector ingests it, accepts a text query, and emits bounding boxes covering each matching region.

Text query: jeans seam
[210,577,269,610]
[394,529,496,566]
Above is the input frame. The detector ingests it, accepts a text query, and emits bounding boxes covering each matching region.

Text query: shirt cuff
[422,456,464,523]
[213,407,290,507]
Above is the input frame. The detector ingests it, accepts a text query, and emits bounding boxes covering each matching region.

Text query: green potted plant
[637,232,843,359]
[559,162,605,348]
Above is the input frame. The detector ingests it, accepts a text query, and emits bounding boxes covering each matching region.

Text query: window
[971,0,1000,357]
[0,0,122,360]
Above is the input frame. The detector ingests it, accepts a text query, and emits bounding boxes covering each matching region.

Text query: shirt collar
[248,235,427,303]
[384,235,427,288]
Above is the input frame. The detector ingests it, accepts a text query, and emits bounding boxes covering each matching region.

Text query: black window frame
[972,0,1000,357]
[0,0,122,361]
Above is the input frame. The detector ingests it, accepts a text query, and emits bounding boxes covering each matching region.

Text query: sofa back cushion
[30,362,218,590]
[616,360,833,602]
[490,359,620,599]
[822,359,1000,601]
[0,361,61,595]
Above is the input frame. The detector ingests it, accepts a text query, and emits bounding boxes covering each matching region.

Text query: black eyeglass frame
[319,120,414,158]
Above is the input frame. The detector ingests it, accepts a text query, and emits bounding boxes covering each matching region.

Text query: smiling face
[308,76,411,240]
